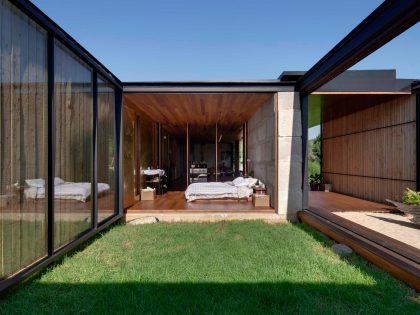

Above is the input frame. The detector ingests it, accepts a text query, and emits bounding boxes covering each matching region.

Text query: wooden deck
[302,191,420,291]
[309,191,392,213]
[127,191,274,213]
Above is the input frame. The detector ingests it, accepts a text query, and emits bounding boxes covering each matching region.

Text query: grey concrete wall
[247,92,303,220]
[247,96,276,207]
[276,92,303,221]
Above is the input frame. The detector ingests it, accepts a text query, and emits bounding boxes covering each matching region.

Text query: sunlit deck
[299,191,420,291]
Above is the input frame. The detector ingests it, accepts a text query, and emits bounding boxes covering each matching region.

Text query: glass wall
[0,0,121,289]
[97,77,115,223]
[0,0,48,278]
[53,40,93,249]
[189,125,216,183]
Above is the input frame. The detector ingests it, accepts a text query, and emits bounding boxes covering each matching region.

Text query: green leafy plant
[402,188,420,206]
[309,173,322,185]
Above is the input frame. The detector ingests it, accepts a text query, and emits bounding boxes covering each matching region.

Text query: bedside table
[252,193,270,207]
[253,186,267,195]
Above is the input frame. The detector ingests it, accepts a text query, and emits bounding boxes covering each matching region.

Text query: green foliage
[312,134,321,162]
[309,173,323,185]
[2,222,419,314]
[308,160,321,179]
[308,134,321,179]
[402,188,420,206]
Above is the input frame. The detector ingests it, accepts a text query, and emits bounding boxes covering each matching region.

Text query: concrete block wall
[247,92,303,220]
[247,96,276,207]
[276,92,303,221]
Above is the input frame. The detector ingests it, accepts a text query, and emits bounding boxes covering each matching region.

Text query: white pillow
[25,178,45,188]
[245,177,258,188]
[234,178,249,187]
[54,177,65,185]
[232,177,244,186]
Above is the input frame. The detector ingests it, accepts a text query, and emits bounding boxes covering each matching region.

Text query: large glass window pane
[0,0,48,279]
[54,40,92,249]
[189,125,215,183]
[97,77,115,223]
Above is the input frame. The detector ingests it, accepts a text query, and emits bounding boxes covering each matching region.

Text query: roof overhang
[123,80,296,93]
[297,0,420,94]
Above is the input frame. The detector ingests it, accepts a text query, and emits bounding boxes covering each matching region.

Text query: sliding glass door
[53,40,93,249]
[97,77,116,223]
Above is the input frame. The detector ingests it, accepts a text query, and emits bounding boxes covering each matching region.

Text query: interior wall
[191,143,215,168]
[247,96,276,207]
[168,135,185,182]
[322,94,417,203]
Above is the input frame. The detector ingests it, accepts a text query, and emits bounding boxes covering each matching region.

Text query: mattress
[185,182,253,202]
[25,182,110,202]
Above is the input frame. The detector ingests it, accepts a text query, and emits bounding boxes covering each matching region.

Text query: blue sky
[31,0,418,82]
[31,0,419,140]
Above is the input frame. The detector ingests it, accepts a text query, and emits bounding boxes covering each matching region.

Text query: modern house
[0,0,419,292]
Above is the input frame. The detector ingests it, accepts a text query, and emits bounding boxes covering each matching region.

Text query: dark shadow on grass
[1,281,419,315]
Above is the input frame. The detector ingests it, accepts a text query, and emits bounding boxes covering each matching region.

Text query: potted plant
[386,188,420,224]
[320,178,332,192]
[309,174,321,191]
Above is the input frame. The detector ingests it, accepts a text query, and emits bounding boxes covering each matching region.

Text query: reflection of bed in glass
[24,177,110,202]
[20,177,114,224]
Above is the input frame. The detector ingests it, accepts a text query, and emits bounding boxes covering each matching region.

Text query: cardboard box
[141,188,156,201]
[252,194,270,207]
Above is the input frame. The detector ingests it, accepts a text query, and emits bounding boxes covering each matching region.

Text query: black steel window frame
[414,82,420,191]
[0,0,123,294]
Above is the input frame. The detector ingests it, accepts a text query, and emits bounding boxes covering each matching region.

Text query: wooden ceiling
[124,93,273,128]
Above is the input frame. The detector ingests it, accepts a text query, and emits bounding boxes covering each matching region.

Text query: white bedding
[25,181,110,202]
[143,169,165,176]
[185,182,253,202]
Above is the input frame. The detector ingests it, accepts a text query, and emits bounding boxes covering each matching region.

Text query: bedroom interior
[123,93,277,212]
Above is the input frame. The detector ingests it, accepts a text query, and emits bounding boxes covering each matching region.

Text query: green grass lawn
[1,221,419,314]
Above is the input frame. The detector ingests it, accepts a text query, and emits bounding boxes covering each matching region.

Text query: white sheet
[185,182,253,202]
[143,169,165,176]
[25,182,110,202]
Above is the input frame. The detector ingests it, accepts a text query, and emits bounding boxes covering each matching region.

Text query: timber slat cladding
[322,94,416,203]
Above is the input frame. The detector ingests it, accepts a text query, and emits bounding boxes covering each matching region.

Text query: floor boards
[127,191,274,212]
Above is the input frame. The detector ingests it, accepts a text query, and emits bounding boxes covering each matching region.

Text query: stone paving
[335,211,420,250]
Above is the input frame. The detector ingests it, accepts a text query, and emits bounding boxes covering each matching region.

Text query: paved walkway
[335,211,420,250]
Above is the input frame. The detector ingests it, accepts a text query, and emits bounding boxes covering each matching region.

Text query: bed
[185,177,259,202]
[24,177,110,202]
